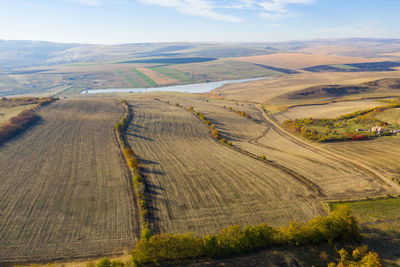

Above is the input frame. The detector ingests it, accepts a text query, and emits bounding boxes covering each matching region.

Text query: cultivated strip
[166,101,323,195]
[125,98,323,235]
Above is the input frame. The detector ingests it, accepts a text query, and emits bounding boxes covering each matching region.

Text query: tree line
[131,206,361,265]
[114,100,151,240]
[0,97,57,144]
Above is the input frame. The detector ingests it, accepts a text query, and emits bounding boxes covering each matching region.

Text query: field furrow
[0,99,139,264]
[125,99,323,235]
[164,97,397,200]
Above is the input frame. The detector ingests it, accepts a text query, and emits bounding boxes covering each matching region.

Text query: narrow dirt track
[125,98,324,235]
[256,104,400,195]
[165,96,397,200]
[0,99,139,265]
[324,137,400,188]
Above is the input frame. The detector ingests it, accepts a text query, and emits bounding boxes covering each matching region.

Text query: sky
[0,0,399,44]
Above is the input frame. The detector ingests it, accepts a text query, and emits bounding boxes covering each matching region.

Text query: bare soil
[125,98,324,235]
[0,99,139,265]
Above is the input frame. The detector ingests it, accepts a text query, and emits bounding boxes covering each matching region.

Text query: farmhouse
[371,126,384,133]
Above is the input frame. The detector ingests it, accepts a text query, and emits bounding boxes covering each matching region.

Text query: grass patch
[116,70,140,87]
[284,99,400,142]
[150,66,196,83]
[331,197,400,223]
[131,68,157,87]
[330,197,400,265]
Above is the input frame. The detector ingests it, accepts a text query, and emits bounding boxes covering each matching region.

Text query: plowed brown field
[125,98,324,235]
[162,96,398,200]
[0,99,139,265]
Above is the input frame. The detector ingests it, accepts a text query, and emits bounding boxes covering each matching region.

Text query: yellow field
[233,53,384,70]
[212,70,400,104]
[274,100,383,122]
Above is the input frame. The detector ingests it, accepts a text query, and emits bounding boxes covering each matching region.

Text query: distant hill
[283,78,400,100]
[1,38,400,71]
[0,40,82,70]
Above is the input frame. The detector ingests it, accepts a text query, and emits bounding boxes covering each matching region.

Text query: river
[81,77,270,94]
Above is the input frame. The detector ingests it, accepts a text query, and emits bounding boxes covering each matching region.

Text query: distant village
[356,126,400,136]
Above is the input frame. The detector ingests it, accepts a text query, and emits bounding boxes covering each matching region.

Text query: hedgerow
[0,97,57,143]
[114,100,150,237]
[0,96,56,107]
[187,106,228,144]
[131,206,360,265]
[224,106,252,119]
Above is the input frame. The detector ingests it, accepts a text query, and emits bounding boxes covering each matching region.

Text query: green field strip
[116,70,140,87]
[131,68,158,86]
[331,197,400,223]
[329,64,359,70]
[150,66,196,83]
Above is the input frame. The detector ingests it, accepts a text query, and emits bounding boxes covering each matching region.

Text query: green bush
[131,206,359,265]
[328,246,383,267]
[97,257,123,267]
[141,227,151,240]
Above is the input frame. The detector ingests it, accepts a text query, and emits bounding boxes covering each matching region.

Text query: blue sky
[0,0,398,44]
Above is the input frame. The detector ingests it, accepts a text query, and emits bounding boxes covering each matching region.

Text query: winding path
[255,104,400,194]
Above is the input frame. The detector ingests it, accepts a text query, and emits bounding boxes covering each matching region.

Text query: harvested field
[125,98,324,235]
[174,59,282,81]
[212,70,400,104]
[233,53,384,70]
[0,99,139,264]
[324,137,400,185]
[305,61,400,73]
[0,104,36,125]
[163,96,398,200]
[136,67,178,85]
[375,107,400,125]
[274,100,383,123]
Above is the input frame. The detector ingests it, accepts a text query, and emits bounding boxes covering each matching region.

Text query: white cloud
[68,0,313,22]
[138,0,242,22]
[233,0,313,20]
